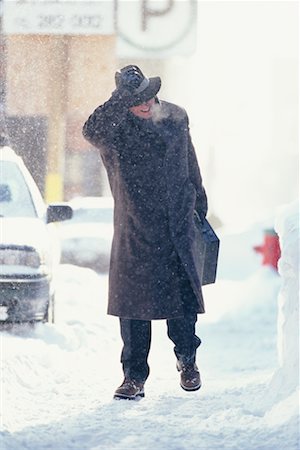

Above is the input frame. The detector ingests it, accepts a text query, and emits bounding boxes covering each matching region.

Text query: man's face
[129,98,155,119]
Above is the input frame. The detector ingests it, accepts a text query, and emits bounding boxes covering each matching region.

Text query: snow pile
[264,200,299,424]
[1,221,299,449]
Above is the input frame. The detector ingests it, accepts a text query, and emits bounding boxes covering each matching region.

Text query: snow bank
[265,200,299,421]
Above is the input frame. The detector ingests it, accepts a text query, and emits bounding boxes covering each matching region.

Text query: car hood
[0,217,57,253]
[59,222,113,240]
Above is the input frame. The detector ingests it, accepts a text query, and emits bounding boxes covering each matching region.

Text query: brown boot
[176,361,202,391]
[113,379,145,400]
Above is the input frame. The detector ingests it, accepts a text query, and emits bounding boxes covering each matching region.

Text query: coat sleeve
[186,117,208,220]
[82,94,128,149]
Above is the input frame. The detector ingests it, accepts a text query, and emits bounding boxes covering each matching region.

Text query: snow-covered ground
[1,209,299,450]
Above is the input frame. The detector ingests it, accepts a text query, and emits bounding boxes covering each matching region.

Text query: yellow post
[45,35,69,203]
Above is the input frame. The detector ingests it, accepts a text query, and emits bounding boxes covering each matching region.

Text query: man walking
[82,65,208,400]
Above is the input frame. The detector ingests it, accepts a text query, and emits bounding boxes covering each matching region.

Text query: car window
[0,161,37,217]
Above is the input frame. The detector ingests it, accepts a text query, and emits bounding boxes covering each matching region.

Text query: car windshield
[70,207,113,224]
[0,161,36,217]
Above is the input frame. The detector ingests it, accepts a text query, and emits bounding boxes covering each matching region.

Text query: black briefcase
[194,213,220,285]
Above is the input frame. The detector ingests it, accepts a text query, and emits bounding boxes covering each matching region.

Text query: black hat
[115,65,161,107]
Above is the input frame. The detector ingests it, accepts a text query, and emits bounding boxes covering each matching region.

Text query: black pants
[119,277,201,383]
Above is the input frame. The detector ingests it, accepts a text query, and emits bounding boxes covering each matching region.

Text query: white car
[58,196,114,272]
[0,146,72,324]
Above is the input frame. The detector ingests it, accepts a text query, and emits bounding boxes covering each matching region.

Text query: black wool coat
[82,97,208,320]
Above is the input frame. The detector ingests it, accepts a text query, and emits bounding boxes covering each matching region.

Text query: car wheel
[50,294,55,324]
[43,294,55,324]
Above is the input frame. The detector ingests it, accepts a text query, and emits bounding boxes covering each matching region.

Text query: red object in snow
[253,229,281,270]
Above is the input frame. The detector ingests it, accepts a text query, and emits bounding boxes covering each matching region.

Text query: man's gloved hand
[115,66,144,93]
[110,66,146,108]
